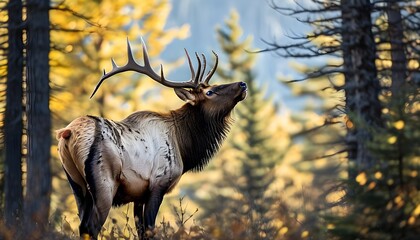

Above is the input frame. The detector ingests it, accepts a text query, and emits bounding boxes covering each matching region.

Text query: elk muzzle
[237,81,247,101]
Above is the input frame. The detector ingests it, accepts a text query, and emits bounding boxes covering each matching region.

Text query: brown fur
[56,81,247,239]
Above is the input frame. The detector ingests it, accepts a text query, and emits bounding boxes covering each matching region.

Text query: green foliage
[322,1,420,239]
[326,83,420,240]
[188,10,302,239]
[1,0,417,238]
[274,29,346,240]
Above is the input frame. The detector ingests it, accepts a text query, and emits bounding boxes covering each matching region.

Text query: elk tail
[56,128,72,140]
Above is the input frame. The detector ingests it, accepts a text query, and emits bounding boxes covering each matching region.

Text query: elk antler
[90,38,218,98]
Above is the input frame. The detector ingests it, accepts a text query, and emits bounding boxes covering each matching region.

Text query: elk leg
[63,167,86,219]
[143,187,167,237]
[62,167,98,238]
[78,186,113,239]
[134,201,145,239]
[78,192,97,238]
[81,166,115,238]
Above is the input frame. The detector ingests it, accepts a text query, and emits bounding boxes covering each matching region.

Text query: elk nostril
[239,82,247,89]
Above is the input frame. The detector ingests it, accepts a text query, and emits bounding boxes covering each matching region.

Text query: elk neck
[169,104,232,173]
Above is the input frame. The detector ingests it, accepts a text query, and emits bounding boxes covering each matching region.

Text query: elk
[56,39,247,239]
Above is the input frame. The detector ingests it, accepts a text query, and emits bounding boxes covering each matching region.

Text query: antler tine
[111,58,118,69]
[194,52,202,85]
[184,49,196,83]
[203,51,218,85]
[90,38,201,98]
[140,37,156,76]
[199,53,206,83]
[90,40,137,98]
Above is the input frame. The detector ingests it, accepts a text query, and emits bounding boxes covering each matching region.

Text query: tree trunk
[341,0,382,173]
[24,0,51,237]
[4,0,24,228]
[386,0,407,186]
[387,0,407,99]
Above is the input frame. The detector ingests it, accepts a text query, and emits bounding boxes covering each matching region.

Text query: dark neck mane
[171,104,231,173]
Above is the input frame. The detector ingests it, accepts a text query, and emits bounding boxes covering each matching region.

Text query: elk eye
[206,90,214,96]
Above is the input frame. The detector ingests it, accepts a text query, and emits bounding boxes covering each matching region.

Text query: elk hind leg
[78,192,97,238]
[79,184,114,239]
[63,168,86,219]
[80,159,115,238]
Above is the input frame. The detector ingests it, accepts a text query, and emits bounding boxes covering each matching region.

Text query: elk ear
[174,88,197,105]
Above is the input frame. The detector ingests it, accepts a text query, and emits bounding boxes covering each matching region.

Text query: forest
[0,0,419,239]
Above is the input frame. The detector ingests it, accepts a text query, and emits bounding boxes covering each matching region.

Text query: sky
[162,0,315,108]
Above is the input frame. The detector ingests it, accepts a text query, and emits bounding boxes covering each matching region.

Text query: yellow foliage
[326,190,346,203]
[388,136,397,144]
[367,181,376,190]
[50,0,190,122]
[312,35,339,48]
[356,172,367,186]
[393,120,405,130]
[82,233,90,240]
[408,59,419,70]
[394,195,404,208]
[374,171,383,180]
[327,224,335,230]
[408,216,416,225]
[49,0,192,233]
[279,226,288,235]
[413,205,420,216]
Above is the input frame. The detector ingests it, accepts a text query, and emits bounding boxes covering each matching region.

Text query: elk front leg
[142,187,167,239]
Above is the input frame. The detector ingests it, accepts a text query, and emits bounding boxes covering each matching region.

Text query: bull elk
[56,39,247,239]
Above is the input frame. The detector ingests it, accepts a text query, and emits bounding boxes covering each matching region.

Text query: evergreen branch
[292,119,341,139]
[295,14,342,24]
[283,69,343,83]
[304,148,347,161]
[269,0,341,16]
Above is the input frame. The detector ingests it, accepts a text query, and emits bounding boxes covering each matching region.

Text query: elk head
[90,38,247,118]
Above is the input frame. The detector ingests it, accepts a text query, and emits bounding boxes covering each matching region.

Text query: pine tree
[329,1,420,238]
[277,62,346,239]
[3,0,24,228]
[341,0,383,175]
[1,0,52,236]
[265,0,420,239]
[196,11,299,240]
[24,0,52,237]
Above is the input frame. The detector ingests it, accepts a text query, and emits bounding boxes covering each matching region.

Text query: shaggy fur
[56,81,247,239]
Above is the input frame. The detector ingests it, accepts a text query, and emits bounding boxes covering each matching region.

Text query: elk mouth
[236,82,247,101]
[238,89,247,101]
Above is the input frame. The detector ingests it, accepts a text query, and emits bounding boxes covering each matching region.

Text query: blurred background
[0,0,419,239]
